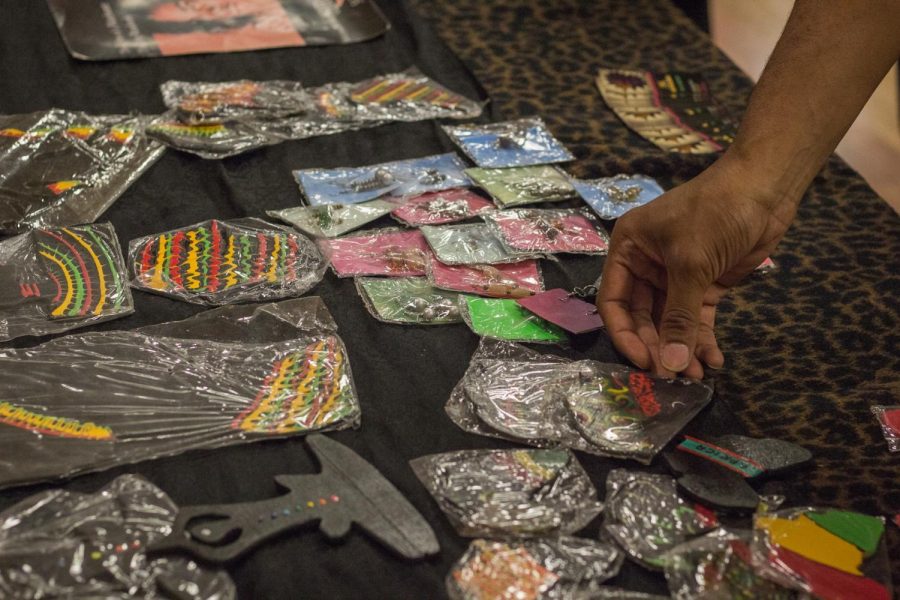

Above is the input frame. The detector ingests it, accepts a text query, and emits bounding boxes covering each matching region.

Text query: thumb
[659,271,706,373]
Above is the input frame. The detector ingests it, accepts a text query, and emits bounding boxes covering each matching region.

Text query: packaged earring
[572,174,664,219]
[459,295,567,344]
[442,117,574,168]
[428,259,544,299]
[356,277,461,325]
[421,223,537,266]
[467,165,577,208]
[483,208,610,254]
[268,199,397,238]
[318,228,430,277]
[391,188,494,227]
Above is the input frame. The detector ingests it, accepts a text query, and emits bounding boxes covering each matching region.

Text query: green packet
[459,295,567,343]
[466,165,576,207]
[356,277,462,325]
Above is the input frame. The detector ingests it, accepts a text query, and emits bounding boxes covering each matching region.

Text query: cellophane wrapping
[442,117,574,168]
[355,276,462,325]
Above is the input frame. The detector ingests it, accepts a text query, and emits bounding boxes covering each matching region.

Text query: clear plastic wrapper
[428,258,544,299]
[296,153,472,206]
[871,405,900,452]
[459,295,568,344]
[0,222,133,342]
[268,199,397,238]
[664,529,796,599]
[443,117,574,168]
[484,208,610,254]
[0,474,235,599]
[162,79,314,124]
[517,289,605,335]
[128,218,325,305]
[318,228,430,277]
[391,188,494,226]
[752,507,892,600]
[466,165,577,208]
[553,360,713,463]
[421,223,538,266]
[575,589,669,600]
[0,297,360,489]
[447,537,623,600]
[603,469,719,570]
[356,276,462,325]
[0,109,165,233]
[411,448,602,537]
[348,68,485,121]
[572,174,664,220]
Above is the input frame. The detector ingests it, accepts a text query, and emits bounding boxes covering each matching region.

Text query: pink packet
[391,188,494,226]
[318,229,431,277]
[485,208,610,254]
[429,259,543,298]
[517,288,605,334]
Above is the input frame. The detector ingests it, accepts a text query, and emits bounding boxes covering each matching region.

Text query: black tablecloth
[0,1,897,598]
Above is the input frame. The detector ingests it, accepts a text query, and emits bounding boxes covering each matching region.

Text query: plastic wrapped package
[129,218,325,305]
[162,79,315,124]
[575,589,669,600]
[296,153,472,205]
[664,529,796,599]
[411,448,602,537]
[572,174,665,220]
[443,117,574,168]
[428,258,544,299]
[871,405,900,452]
[347,68,485,121]
[603,470,719,570]
[459,295,567,344]
[356,276,462,325]
[268,200,397,238]
[466,165,577,208]
[484,208,610,254]
[752,507,892,600]
[0,297,360,489]
[0,110,165,233]
[552,361,713,463]
[421,223,538,266]
[447,538,623,600]
[0,474,235,599]
[0,222,134,342]
[318,229,430,277]
[391,188,494,226]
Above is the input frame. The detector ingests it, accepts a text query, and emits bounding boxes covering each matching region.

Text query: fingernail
[661,343,690,372]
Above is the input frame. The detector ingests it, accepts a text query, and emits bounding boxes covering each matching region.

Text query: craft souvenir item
[0,475,235,599]
[0,109,164,233]
[596,69,738,154]
[871,405,900,451]
[753,508,890,600]
[348,68,485,121]
[552,361,713,463]
[392,188,494,226]
[459,296,567,344]
[443,117,574,168]
[47,0,390,60]
[428,259,542,299]
[0,222,133,342]
[572,174,664,220]
[603,470,719,570]
[268,200,397,238]
[296,153,472,206]
[517,288,604,334]
[318,229,430,277]
[410,448,601,537]
[421,223,535,266]
[663,529,795,599]
[129,218,325,305]
[149,435,439,562]
[0,297,360,489]
[467,165,577,207]
[484,208,610,254]
[447,538,622,600]
[162,79,313,124]
[356,277,462,325]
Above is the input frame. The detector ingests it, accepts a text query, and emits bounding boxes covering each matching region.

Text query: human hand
[597,156,799,379]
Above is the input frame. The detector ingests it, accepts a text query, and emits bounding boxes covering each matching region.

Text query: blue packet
[572,174,664,219]
[295,153,472,206]
[443,117,574,168]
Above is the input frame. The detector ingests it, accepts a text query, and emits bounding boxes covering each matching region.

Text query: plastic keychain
[871,405,900,452]
[318,229,430,277]
[410,448,601,537]
[483,207,610,254]
[268,199,397,238]
[517,288,604,333]
[356,277,462,325]
[459,295,567,344]
[572,174,664,220]
[295,153,471,206]
[421,223,537,266]
[467,165,577,208]
[428,258,543,299]
[391,188,494,226]
[442,117,574,168]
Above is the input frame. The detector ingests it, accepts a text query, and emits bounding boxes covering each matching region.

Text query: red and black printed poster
[46,0,390,60]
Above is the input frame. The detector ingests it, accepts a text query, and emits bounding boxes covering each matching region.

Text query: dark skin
[598,0,900,378]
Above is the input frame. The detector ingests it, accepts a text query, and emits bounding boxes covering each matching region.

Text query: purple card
[517,288,604,334]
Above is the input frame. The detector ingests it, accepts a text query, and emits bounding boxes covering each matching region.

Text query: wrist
[712,144,808,213]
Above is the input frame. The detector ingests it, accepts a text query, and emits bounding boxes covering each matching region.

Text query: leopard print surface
[412,0,900,581]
